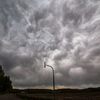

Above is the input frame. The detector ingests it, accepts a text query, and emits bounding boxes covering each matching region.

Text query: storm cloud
[0,0,100,89]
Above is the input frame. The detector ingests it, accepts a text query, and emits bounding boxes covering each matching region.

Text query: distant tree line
[12,88,100,94]
[0,65,12,93]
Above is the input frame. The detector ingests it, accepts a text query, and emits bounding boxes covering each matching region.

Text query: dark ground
[21,92,100,100]
[1,92,100,100]
[0,94,21,100]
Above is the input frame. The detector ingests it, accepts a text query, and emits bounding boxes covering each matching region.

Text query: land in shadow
[11,87,100,100]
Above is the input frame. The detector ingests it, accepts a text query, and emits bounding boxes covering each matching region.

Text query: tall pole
[44,62,55,100]
[53,67,55,100]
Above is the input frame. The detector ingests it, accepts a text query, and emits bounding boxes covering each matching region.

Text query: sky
[0,0,100,89]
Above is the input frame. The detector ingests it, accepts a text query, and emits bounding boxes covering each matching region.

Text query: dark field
[20,92,100,100]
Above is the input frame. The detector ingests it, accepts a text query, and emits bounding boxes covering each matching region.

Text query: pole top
[44,62,46,68]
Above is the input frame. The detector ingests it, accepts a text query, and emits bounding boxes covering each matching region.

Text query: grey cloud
[27,25,34,33]
[84,5,98,21]
[34,8,48,23]
[54,52,67,61]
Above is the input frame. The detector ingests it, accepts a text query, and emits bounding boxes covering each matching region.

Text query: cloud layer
[0,0,100,89]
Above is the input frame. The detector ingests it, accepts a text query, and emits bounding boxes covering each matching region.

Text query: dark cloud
[0,0,100,89]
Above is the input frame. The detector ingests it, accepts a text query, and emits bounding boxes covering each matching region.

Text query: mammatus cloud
[0,0,100,89]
